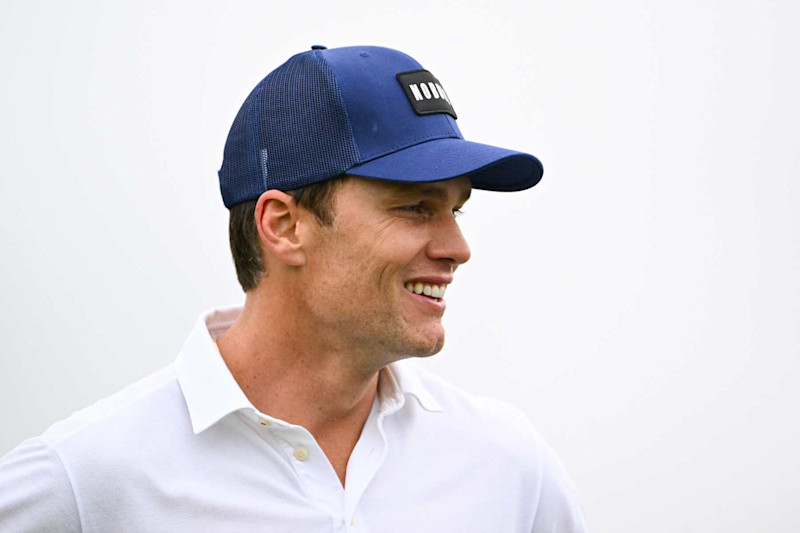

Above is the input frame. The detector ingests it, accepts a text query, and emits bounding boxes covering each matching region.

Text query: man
[0,45,587,531]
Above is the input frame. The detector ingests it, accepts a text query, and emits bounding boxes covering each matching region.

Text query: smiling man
[0,45,587,532]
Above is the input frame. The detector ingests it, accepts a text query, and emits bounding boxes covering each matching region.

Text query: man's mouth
[403,282,448,299]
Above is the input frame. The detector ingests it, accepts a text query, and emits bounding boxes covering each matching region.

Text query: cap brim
[345,137,543,192]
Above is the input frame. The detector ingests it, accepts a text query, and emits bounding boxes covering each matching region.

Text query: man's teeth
[404,282,447,298]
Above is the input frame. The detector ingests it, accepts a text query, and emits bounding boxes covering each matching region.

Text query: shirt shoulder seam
[47,442,85,532]
[42,365,178,447]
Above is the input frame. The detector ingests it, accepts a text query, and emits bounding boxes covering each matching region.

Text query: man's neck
[214,292,382,486]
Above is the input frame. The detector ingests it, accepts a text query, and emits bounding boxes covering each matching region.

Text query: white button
[293,446,309,461]
[258,418,271,426]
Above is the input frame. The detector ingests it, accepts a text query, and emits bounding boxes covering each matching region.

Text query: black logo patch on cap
[396,70,457,119]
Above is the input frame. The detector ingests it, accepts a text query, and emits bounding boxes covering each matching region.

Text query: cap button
[311,44,327,50]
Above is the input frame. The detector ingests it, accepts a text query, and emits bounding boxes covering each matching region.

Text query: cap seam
[445,116,458,137]
[311,50,363,164]
[357,131,460,164]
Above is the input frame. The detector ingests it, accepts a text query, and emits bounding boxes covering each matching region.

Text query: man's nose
[426,216,471,267]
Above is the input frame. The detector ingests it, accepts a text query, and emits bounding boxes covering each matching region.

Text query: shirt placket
[249,411,348,531]
[341,393,404,531]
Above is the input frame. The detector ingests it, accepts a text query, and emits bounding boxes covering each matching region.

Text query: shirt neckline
[175,307,442,435]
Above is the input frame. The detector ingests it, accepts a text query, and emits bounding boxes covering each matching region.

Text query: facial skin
[294,176,472,370]
[217,176,472,484]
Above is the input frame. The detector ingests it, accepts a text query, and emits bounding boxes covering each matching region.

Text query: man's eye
[452,207,465,218]
[400,204,428,214]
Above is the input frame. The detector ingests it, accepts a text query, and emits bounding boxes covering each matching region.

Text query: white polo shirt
[0,307,587,532]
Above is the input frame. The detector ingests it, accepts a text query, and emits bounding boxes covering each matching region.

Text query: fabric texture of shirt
[0,307,588,532]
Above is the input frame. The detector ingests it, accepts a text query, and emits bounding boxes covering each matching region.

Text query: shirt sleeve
[530,435,589,533]
[0,439,82,532]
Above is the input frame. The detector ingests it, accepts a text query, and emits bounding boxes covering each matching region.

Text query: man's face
[298,176,472,365]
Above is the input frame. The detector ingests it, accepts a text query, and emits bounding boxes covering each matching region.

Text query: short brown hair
[228,176,348,292]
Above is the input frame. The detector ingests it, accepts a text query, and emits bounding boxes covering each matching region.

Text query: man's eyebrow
[389,183,472,204]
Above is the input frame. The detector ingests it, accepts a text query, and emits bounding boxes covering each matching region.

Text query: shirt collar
[176,307,443,435]
[382,360,443,413]
[175,307,254,435]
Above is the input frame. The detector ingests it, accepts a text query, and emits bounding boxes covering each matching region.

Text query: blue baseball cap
[218,45,543,208]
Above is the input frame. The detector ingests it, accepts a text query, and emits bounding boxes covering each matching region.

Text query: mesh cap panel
[218,51,361,207]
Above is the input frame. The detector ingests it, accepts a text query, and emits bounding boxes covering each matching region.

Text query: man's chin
[371,319,446,362]
[404,328,446,358]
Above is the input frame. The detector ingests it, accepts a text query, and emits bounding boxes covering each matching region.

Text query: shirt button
[258,418,271,426]
[293,446,309,461]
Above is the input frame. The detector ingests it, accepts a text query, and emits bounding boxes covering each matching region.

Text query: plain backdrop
[1,1,798,531]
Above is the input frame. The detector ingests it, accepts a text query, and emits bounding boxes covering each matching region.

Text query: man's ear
[254,190,307,267]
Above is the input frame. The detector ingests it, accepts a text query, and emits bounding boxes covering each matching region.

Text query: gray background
[1,1,798,531]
